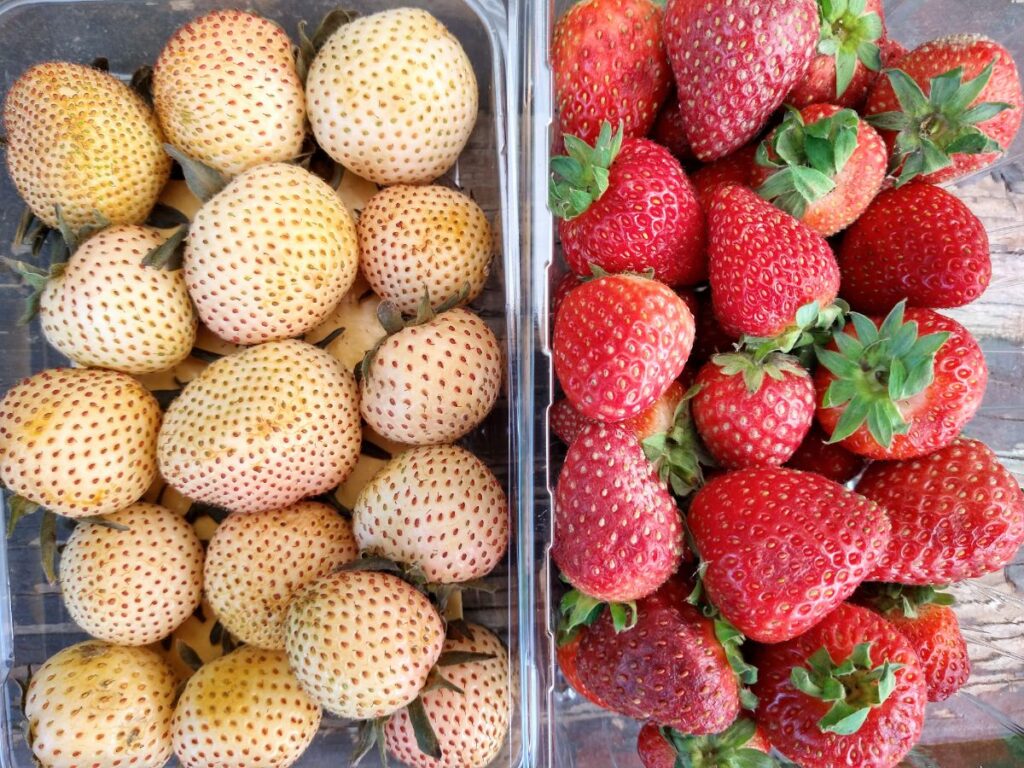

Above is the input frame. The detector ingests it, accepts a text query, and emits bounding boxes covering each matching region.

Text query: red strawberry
[691,352,815,469]
[575,578,741,735]
[753,603,927,768]
[550,124,706,286]
[691,145,756,212]
[637,719,770,768]
[663,0,818,161]
[856,585,970,702]
[864,35,1023,186]
[650,90,693,161]
[837,182,991,313]
[707,185,841,339]
[552,0,670,145]
[553,274,694,422]
[786,424,866,484]
[857,438,1024,584]
[815,304,987,460]
[551,272,583,318]
[553,423,686,604]
[689,468,891,643]
[556,628,610,709]
[789,0,886,109]
[879,38,909,69]
[550,381,686,446]
[751,104,887,236]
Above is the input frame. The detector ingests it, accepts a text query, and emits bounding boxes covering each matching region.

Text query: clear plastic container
[0,0,530,766]
[533,1,1024,766]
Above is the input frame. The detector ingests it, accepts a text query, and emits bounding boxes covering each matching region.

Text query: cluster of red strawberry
[548,0,1024,766]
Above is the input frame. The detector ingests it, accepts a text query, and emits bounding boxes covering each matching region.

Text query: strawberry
[707,184,841,340]
[553,274,694,422]
[837,182,991,313]
[751,105,888,236]
[3,61,170,230]
[385,623,511,768]
[856,585,970,702]
[552,0,670,145]
[16,224,197,374]
[360,306,502,445]
[158,340,362,514]
[185,163,359,345]
[574,578,741,735]
[753,603,927,768]
[554,423,685,606]
[550,124,706,286]
[0,368,160,518]
[60,502,203,647]
[789,0,886,109]
[284,569,445,718]
[815,303,987,460]
[358,184,493,315]
[663,0,818,161]
[637,718,771,768]
[550,381,685,446]
[879,38,909,69]
[689,468,891,643]
[864,35,1023,186]
[691,145,757,212]
[857,438,1024,584]
[551,272,583,319]
[172,646,321,768]
[353,444,509,583]
[650,89,693,161]
[556,628,609,709]
[786,424,866,484]
[153,10,306,176]
[307,8,478,185]
[692,352,815,469]
[204,502,359,650]
[26,641,177,768]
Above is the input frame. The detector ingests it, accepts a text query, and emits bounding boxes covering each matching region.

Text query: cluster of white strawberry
[0,8,511,768]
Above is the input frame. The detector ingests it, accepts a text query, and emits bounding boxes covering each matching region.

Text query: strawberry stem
[549,122,624,220]
[816,0,884,98]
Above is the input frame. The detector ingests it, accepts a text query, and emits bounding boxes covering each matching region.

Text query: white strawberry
[185,162,359,346]
[306,8,478,185]
[284,569,445,719]
[0,368,160,518]
[358,184,493,315]
[354,445,508,583]
[157,340,361,514]
[361,307,502,445]
[25,641,176,768]
[60,502,203,646]
[386,623,511,768]
[204,501,358,650]
[171,645,321,768]
[153,10,306,176]
[3,62,171,230]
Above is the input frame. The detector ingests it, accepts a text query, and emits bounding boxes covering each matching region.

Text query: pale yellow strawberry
[185,163,359,345]
[306,8,478,185]
[0,368,160,518]
[3,61,170,229]
[359,184,493,314]
[153,10,306,176]
[26,641,176,768]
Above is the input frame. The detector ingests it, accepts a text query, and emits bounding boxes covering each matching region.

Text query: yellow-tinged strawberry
[3,61,170,229]
[306,8,478,185]
[153,10,306,176]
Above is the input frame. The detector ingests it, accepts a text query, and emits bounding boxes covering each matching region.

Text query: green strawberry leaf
[857,583,955,618]
[664,718,776,767]
[436,650,496,667]
[642,386,713,498]
[145,202,190,229]
[5,494,41,538]
[352,717,389,768]
[549,122,624,220]
[142,224,188,270]
[816,0,884,97]
[406,695,441,760]
[163,144,228,203]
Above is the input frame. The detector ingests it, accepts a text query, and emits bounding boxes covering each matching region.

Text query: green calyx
[742,300,850,363]
[859,583,955,619]
[715,618,760,711]
[662,718,777,768]
[559,587,637,635]
[867,62,1012,186]
[756,107,861,219]
[549,121,623,221]
[791,642,904,736]
[712,351,807,395]
[642,386,714,498]
[816,0,884,98]
[3,258,65,325]
[816,300,950,448]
